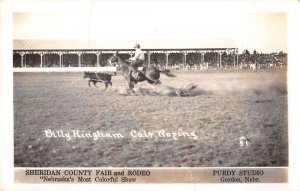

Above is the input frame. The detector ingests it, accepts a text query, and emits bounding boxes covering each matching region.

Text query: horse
[83,71,116,90]
[108,55,176,93]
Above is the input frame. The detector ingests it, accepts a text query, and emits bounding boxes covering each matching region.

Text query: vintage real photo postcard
[1,0,300,190]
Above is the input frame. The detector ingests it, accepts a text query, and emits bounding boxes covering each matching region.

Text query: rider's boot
[132,71,139,79]
[129,68,138,79]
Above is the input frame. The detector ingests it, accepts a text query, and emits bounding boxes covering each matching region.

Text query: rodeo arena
[13,39,288,168]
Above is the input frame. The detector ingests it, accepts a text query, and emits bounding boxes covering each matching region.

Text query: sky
[12,0,288,53]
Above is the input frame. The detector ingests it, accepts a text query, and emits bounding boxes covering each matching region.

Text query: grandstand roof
[13,39,237,50]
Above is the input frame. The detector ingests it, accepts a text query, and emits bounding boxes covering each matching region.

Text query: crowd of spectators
[145,51,287,71]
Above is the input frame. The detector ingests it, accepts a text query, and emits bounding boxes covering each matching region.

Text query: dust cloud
[110,80,286,97]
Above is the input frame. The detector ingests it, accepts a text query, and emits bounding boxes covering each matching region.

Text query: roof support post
[147,51,152,66]
[217,51,224,69]
[200,51,206,65]
[20,52,25,68]
[78,52,82,67]
[96,52,101,67]
[233,49,236,68]
[219,53,222,68]
[183,52,188,68]
[236,49,239,67]
[59,53,63,67]
[40,53,44,68]
[165,52,170,69]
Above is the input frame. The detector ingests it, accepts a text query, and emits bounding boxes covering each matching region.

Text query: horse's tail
[159,69,176,78]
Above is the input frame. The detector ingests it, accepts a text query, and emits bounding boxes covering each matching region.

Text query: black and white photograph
[1,0,300,190]
[13,1,288,168]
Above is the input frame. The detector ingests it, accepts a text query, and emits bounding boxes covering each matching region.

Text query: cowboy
[129,44,145,77]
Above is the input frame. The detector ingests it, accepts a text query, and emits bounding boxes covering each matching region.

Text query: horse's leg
[147,79,155,84]
[104,82,108,91]
[88,80,91,87]
[129,82,135,93]
[93,81,97,87]
[154,80,161,85]
[125,74,135,93]
[145,75,160,85]
[128,79,135,93]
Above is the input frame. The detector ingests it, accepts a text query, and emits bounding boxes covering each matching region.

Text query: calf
[83,72,116,90]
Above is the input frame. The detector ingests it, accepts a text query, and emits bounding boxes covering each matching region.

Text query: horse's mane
[115,55,128,65]
[113,55,129,73]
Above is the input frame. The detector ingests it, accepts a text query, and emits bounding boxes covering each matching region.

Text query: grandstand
[13,39,239,70]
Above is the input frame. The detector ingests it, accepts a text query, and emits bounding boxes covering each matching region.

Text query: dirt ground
[14,69,288,167]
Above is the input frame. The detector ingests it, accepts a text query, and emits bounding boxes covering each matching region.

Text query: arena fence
[13,67,117,73]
